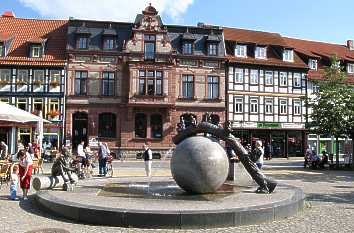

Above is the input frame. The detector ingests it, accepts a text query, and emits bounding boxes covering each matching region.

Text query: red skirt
[19,165,33,189]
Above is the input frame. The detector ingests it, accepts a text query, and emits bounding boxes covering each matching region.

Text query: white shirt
[77,144,85,158]
[20,153,33,168]
[256,147,264,165]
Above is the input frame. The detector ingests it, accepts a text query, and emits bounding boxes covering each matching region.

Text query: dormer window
[235,45,247,57]
[77,36,88,49]
[144,34,156,60]
[283,49,294,62]
[347,63,354,74]
[103,37,115,50]
[182,42,193,55]
[0,43,4,57]
[30,44,42,58]
[309,59,317,70]
[255,46,266,59]
[208,43,217,56]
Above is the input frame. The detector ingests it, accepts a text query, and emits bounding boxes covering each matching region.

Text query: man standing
[77,141,86,174]
[0,141,8,160]
[143,143,152,177]
[98,142,108,176]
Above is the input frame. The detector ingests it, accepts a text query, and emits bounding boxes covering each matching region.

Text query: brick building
[0,12,67,152]
[65,5,225,157]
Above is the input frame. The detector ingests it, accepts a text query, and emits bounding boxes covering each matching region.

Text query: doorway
[72,112,88,150]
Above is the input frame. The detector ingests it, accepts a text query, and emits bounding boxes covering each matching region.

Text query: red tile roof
[224,27,308,69]
[224,27,289,47]
[284,37,354,62]
[0,16,67,67]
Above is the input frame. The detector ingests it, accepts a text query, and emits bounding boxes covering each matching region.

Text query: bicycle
[106,154,114,177]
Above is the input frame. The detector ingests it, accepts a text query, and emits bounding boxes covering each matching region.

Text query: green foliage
[306,56,354,138]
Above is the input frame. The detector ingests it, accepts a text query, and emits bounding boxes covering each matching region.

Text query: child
[10,164,19,200]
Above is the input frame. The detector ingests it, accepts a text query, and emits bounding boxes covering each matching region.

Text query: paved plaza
[0,158,354,233]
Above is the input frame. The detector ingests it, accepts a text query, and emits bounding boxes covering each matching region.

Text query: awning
[0,102,50,123]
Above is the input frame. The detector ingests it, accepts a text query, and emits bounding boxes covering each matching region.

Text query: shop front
[232,122,306,157]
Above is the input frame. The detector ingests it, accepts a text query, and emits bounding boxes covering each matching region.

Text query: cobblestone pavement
[1,158,354,233]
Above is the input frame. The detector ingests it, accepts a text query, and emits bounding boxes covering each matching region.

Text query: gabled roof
[224,27,289,47]
[0,16,67,67]
[284,37,354,62]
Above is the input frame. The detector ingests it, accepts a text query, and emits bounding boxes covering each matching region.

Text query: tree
[306,56,354,166]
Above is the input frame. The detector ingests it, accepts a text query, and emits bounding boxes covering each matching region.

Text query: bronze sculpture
[51,148,77,191]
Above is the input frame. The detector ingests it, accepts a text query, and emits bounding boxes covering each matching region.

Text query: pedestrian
[76,141,86,174]
[98,142,108,176]
[264,142,272,160]
[17,140,24,152]
[27,143,34,159]
[17,149,33,200]
[250,140,264,169]
[0,141,8,160]
[143,142,152,177]
[9,164,19,200]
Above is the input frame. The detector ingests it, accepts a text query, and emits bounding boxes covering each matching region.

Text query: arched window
[180,113,197,128]
[135,113,147,138]
[151,114,162,139]
[98,113,116,138]
[210,114,220,126]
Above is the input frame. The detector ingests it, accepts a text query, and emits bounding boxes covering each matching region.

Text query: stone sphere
[171,136,229,194]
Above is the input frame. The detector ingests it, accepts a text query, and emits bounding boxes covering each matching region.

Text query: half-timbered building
[285,37,354,157]
[0,12,67,152]
[224,28,309,157]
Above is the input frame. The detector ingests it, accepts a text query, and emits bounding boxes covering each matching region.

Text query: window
[17,70,29,85]
[250,98,258,113]
[279,99,287,114]
[293,100,301,115]
[234,97,243,113]
[293,73,301,87]
[255,46,267,59]
[312,84,319,94]
[234,68,243,83]
[102,72,115,96]
[49,70,60,87]
[279,72,288,86]
[265,71,273,85]
[208,43,217,56]
[48,98,60,119]
[283,49,294,62]
[180,113,197,128]
[0,43,4,57]
[250,69,259,84]
[309,59,317,70]
[98,113,116,138]
[182,74,194,99]
[144,34,155,60]
[151,114,162,139]
[347,63,354,74]
[0,69,11,84]
[207,76,219,99]
[75,71,87,95]
[138,70,163,96]
[32,98,43,116]
[33,70,44,86]
[77,37,88,49]
[135,113,147,138]
[235,45,247,57]
[30,45,41,58]
[265,98,273,114]
[17,98,27,111]
[183,42,193,54]
[103,37,115,50]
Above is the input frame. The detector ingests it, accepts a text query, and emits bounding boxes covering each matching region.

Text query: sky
[0,0,353,45]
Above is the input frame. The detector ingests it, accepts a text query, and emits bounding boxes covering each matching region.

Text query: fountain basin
[34,177,304,229]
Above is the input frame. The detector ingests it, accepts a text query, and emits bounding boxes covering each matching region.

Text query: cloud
[18,0,194,23]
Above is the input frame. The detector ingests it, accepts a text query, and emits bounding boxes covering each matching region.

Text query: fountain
[33,122,304,228]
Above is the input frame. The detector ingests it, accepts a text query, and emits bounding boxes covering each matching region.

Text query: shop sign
[257,122,281,128]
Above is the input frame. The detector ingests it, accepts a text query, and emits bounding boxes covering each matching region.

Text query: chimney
[347,40,354,50]
[2,11,15,18]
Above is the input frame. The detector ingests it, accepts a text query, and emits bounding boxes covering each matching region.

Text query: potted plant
[49,80,60,87]
[33,80,43,86]
[48,109,60,119]
[0,80,10,86]
[16,80,27,85]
